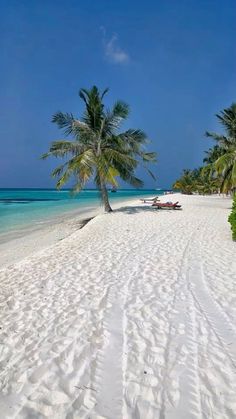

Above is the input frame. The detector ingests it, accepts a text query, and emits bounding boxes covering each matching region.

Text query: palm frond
[120,129,148,144]
[101,103,129,137]
[103,148,137,169]
[145,168,156,181]
[70,181,84,195]
[232,160,236,185]
[141,152,157,162]
[214,152,235,173]
[56,170,72,189]
[41,141,83,159]
[79,88,91,105]
[101,87,109,100]
[112,101,129,119]
[51,163,67,178]
[122,173,144,188]
[205,131,228,144]
[216,103,236,137]
[52,112,75,136]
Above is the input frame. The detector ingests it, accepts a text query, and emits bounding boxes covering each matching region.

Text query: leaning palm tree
[205,103,236,193]
[42,86,156,212]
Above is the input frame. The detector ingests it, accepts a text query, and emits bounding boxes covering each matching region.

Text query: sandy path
[0,194,235,418]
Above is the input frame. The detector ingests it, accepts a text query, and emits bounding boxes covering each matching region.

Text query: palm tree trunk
[99,179,112,212]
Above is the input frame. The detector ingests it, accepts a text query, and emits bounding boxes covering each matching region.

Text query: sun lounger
[152,201,182,210]
[140,196,160,203]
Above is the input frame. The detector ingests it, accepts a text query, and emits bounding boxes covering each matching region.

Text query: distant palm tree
[42,86,156,212]
[173,169,196,194]
[205,103,236,193]
[196,167,221,195]
[173,167,220,195]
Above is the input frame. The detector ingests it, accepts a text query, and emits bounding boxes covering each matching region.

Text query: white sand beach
[0,194,236,418]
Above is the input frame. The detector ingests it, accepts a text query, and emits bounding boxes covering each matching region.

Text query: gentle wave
[0,189,163,234]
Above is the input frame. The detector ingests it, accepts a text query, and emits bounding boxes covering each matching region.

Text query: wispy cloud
[101,27,129,64]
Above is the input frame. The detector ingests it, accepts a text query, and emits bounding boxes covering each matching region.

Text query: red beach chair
[152,201,182,210]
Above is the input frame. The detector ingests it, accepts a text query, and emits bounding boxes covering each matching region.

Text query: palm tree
[173,167,221,196]
[205,103,236,193]
[42,86,156,212]
[195,167,221,195]
[203,145,225,165]
[173,169,196,194]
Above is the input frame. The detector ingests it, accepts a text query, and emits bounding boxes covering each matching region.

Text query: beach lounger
[140,196,160,203]
[152,201,182,210]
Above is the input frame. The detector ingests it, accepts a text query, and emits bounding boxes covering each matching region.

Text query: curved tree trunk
[99,179,112,212]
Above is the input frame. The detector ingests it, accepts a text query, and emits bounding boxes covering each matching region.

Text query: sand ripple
[0,195,235,418]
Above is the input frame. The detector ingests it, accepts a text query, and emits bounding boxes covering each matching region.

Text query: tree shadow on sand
[113,205,164,215]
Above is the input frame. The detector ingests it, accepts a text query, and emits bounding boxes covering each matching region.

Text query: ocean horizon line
[0,187,166,190]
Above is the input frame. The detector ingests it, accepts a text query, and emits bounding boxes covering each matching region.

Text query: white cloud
[101,27,129,64]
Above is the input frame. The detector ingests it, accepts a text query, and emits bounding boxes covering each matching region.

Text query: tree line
[173,103,236,195]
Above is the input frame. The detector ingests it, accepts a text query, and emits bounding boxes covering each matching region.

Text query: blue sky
[1,0,236,188]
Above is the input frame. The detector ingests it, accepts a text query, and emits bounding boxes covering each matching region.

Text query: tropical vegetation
[173,167,221,195]
[228,193,236,241]
[173,103,236,195]
[205,103,236,193]
[42,86,156,212]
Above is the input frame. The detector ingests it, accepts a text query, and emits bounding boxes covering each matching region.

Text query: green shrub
[228,194,236,241]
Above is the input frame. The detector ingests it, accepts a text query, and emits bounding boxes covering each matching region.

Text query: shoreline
[0,195,154,268]
[0,205,98,268]
[0,193,231,269]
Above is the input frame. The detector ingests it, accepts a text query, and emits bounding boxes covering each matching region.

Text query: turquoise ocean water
[0,189,163,235]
